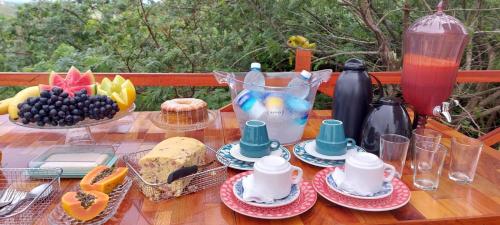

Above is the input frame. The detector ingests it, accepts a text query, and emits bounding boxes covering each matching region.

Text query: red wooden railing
[0,49,498,145]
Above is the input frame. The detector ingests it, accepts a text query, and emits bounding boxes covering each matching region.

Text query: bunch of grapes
[17,87,119,126]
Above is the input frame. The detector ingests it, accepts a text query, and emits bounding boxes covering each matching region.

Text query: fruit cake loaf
[138,137,206,199]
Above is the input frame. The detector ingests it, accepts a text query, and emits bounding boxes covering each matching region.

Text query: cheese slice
[40,162,99,173]
[45,153,109,165]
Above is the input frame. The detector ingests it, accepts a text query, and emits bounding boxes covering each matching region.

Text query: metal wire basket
[0,168,62,225]
[123,145,229,201]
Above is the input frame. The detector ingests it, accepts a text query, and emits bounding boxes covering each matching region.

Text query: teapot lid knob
[343,58,366,71]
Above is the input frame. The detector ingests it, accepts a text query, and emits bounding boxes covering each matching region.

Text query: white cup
[344,152,396,194]
[251,155,303,199]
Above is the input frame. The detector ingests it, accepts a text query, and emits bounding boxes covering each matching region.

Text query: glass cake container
[123,145,230,201]
[149,110,219,132]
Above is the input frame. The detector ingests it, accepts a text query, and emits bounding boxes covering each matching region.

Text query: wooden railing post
[295,48,312,72]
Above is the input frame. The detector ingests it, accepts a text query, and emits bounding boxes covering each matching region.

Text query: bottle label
[236,90,266,118]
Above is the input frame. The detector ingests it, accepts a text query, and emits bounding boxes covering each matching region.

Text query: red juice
[401,54,459,115]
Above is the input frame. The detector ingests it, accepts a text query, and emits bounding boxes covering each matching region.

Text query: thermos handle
[368,73,384,102]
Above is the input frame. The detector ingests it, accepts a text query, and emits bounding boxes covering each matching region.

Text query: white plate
[304,140,357,160]
[232,175,300,208]
[325,170,393,200]
[230,144,282,162]
[217,143,291,170]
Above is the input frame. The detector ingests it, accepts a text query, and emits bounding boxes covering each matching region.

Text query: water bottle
[243,62,265,92]
[287,70,312,99]
[285,95,311,125]
[235,89,266,119]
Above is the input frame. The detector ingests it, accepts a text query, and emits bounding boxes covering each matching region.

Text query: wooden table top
[0,110,498,225]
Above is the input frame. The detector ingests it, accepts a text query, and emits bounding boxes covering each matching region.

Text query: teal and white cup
[315,119,356,156]
[240,120,280,158]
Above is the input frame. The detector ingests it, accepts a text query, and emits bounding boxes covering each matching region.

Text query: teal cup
[240,120,280,158]
[315,119,356,156]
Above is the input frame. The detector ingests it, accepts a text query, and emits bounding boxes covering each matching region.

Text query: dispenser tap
[433,102,452,122]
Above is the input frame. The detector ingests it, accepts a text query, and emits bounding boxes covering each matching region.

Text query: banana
[8,86,40,120]
[0,98,12,115]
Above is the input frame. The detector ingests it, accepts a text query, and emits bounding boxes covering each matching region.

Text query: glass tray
[47,176,132,225]
[123,145,229,201]
[0,168,62,225]
[10,104,135,130]
[28,145,119,178]
[149,110,218,132]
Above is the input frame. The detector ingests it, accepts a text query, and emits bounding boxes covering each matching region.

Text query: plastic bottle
[287,70,312,99]
[234,90,266,119]
[243,62,265,92]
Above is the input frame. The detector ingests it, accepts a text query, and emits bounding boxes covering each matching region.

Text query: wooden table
[0,110,498,225]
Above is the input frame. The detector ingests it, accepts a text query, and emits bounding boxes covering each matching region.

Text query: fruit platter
[3,67,136,144]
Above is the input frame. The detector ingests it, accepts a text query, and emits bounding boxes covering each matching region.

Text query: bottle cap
[250,62,261,70]
[300,70,312,80]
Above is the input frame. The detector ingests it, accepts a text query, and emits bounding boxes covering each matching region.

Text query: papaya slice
[61,190,109,221]
[80,166,128,194]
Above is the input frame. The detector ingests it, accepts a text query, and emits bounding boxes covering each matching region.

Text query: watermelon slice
[47,66,96,97]
[40,84,96,95]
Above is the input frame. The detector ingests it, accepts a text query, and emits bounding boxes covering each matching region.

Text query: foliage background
[0,0,498,140]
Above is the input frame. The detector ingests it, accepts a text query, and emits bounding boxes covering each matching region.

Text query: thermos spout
[433,102,452,122]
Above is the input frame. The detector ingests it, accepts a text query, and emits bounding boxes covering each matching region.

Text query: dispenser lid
[379,97,403,106]
[407,1,467,36]
[343,58,366,71]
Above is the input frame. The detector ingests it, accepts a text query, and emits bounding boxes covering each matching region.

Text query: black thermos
[332,59,373,143]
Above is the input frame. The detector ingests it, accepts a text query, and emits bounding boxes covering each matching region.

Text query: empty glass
[413,141,447,190]
[449,136,483,184]
[380,134,410,178]
[410,128,442,169]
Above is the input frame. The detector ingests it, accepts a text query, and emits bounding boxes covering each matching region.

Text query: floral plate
[220,171,317,219]
[217,142,290,170]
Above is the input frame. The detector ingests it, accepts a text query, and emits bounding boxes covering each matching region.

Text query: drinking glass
[380,134,410,178]
[413,141,447,190]
[410,128,442,169]
[449,136,483,184]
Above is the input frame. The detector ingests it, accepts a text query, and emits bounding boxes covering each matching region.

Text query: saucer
[293,140,365,168]
[312,167,411,212]
[233,175,300,208]
[220,171,317,219]
[230,144,282,162]
[325,168,393,200]
[304,140,358,160]
[217,142,291,170]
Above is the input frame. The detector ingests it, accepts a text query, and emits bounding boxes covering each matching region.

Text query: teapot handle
[368,73,384,102]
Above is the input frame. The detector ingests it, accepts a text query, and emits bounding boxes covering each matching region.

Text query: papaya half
[80,166,128,194]
[61,190,109,221]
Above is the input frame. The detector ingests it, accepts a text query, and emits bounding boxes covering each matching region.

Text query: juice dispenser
[401,1,468,127]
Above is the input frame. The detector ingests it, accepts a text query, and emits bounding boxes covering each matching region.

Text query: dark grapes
[17,87,119,127]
